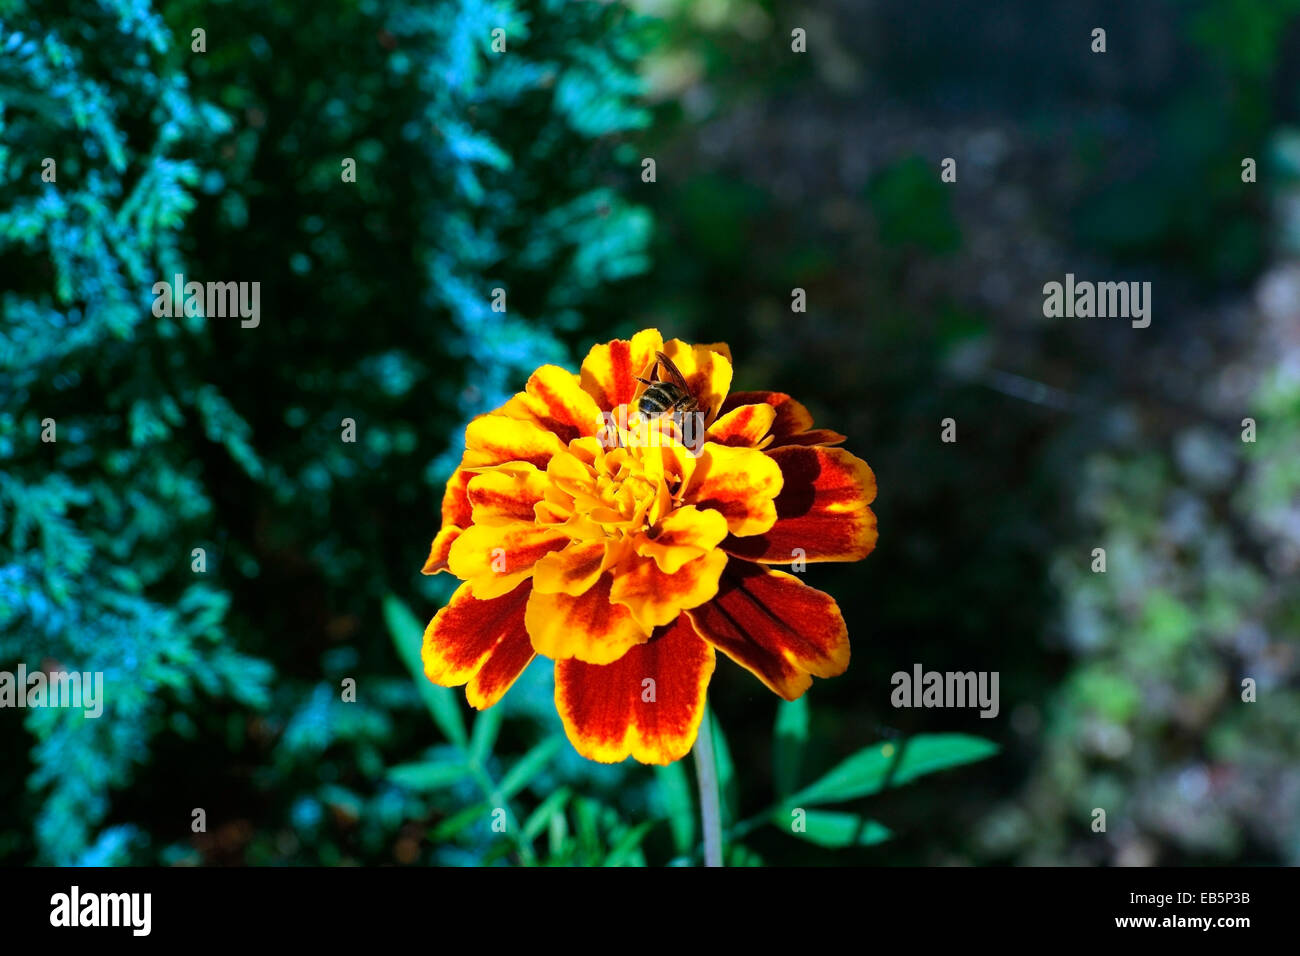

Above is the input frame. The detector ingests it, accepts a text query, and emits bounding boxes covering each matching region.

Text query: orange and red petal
[609,548,728,631]
[525,572,652,665]
[422,581,534,709]
[422,465,477,575]
[721,390,811,441]
[464,415,567,470]
[437,467,475,529]
[421,524,463,575]
[545,446,600,503]
[531,539,611,596]
[554,614,715,765]
[446,521,570,599]
[705,402,777,448]
[722,445,878,564]
[686,562,849,700]
[696,341,733,364]
[579,328,665,411]
[682,443,783,537]
[466,463,551,525]
[636,505,729,574]
[777,428,846,446]
[718,390,845,446]
[501,364,605,444]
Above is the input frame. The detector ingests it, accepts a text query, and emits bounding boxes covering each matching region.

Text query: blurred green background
[1,0,1297,865]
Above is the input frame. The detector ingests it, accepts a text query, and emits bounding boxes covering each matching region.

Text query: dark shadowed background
[2,0,1297,866]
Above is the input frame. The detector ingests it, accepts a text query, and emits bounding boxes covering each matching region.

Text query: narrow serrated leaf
[773,695,809,797]
[469,703,504,764]
[548,806,570,861]
[779,809,893,848]
[500,735,564,798]
[573,797,601,861]
[383,593,466,747]
[388,760,467,791]
[431,801,487,841]
[653,761,695,855]
[708,709,737,827]
[788,734,999,808]
[524,786,572,843]
[604,822,654,866]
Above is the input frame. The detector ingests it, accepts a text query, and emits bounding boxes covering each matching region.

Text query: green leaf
[604,822,654,866]
[866,155,962,254]
[388,760,467,791]
[727,843,766,866]
[500,735,564,799]
[773,696,809,797]
[547,806,571,861]
[778,810,893,848]
[481,840,519,867]
[788,734,999,808]
[653,762,695,855]
[572,797,601,862]
[431,802,487,841]
[383,593,466,748]
[469,704,504,765]
[708,709,738,827]
[523,786,572,843]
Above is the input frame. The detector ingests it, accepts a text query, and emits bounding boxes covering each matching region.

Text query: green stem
[693,704,724,867]
[469,763,535,865]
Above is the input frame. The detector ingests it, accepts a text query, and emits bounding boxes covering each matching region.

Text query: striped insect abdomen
[638,383,694,417]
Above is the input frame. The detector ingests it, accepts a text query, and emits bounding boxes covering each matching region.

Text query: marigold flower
[421,329,877,764]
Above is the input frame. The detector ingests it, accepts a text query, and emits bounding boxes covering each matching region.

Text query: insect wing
[654,351,693,393]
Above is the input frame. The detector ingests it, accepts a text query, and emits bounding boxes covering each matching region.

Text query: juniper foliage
[0,0,652,864]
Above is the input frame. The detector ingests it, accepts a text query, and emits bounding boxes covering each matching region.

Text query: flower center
[542,422,694,545]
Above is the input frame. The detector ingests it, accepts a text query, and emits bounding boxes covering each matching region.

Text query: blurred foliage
[613,0,1300,866]
[866,156,962,256]
[1,0,653,864]
[0,0,271,865]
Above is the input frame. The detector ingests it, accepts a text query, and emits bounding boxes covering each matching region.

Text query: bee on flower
[421,329,877,764]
